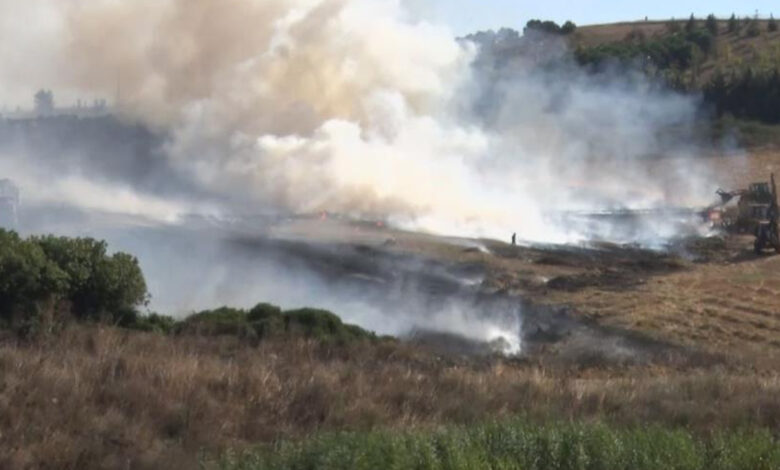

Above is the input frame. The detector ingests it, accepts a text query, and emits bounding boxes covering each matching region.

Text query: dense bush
[175,303,379,344]
[120,312,177,334]
[33,235,148,320]
[0,230,147,330]
[0,230,67,323]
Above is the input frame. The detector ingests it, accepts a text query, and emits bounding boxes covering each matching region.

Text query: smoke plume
[0,0,736,352]
[0,0,725,243]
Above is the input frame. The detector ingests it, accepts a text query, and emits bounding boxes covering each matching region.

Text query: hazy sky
[408,0,779,35]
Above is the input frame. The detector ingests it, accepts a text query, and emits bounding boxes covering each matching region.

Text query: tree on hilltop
[685,14,696,33]
[705,14,718,35]
[727,13,739,33]
[561,21,577,34]
[746,17,761,37]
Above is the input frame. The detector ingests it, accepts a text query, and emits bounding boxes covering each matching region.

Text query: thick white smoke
[0,0,724,243]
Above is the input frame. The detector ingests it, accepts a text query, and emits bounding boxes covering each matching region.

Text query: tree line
[573,13,780,124]
[705,68,780,123]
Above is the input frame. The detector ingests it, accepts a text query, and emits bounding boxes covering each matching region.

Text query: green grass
[213,420,780,470]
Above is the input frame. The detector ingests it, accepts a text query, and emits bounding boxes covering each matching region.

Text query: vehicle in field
[708,174,780,254]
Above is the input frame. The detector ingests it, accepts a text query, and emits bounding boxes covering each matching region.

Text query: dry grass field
[2,145,780,469]
[0,326,778,469]
[548,149,780,357]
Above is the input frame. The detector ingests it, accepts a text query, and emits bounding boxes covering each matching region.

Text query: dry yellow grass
[544,254,780,356]
[0,325,777,469]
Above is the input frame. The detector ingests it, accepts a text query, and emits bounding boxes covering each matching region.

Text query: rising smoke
[0,0,731,351]
[0,0,725,242]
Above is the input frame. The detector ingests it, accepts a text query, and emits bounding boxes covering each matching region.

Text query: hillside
[573,18,780,83]
[470,16,780,127]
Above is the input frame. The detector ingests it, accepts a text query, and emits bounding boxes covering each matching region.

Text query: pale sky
[406,0,779,35]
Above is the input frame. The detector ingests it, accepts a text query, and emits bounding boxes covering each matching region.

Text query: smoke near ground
[0,0,728,242]
[0,0,737,352]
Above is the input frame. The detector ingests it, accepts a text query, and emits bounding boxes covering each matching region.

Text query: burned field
[220,212,778,369]
[3,188,780,470]
[2,219,779,469]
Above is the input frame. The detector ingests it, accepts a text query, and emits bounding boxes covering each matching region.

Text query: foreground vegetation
[0,229,147,334]
[1,233,778,468]
[216,420,780,470]
[0,324,777,469]
[0,229,378,346]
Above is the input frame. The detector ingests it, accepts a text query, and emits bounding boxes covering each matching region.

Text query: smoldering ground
[0,0,737,355]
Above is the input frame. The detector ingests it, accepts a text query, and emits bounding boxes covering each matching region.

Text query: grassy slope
[573,19,780,84]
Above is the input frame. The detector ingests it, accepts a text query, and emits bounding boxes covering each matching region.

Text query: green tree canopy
[0,230,148,327]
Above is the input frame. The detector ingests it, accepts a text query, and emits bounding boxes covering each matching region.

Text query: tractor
[709,174,780,254]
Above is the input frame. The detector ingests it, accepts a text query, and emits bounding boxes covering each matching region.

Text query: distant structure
[2,90,111,120]
[34,89,55,115]
[0,179,19,229]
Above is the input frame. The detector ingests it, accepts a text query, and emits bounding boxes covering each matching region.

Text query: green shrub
[0,230,69,326]
[0,230,149,334]
[177,307,255,338]
[32,234,148,320]
[175,304,378,344]
[121,311,178,334]
[247,303,282,322]
[214,420,780,470]
[284,308,377,343]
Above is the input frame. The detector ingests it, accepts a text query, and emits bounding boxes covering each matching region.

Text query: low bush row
[161,304,382,344]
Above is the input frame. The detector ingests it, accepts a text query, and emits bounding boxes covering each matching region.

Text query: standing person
[511,233,516,246]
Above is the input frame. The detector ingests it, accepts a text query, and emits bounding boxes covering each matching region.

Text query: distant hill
[572,18,780,83]
[468,16,780,125]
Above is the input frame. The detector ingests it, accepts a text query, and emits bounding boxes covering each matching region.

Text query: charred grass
[0,326,778,469]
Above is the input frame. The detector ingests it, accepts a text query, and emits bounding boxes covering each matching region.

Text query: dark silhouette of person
[511,233,516,245]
